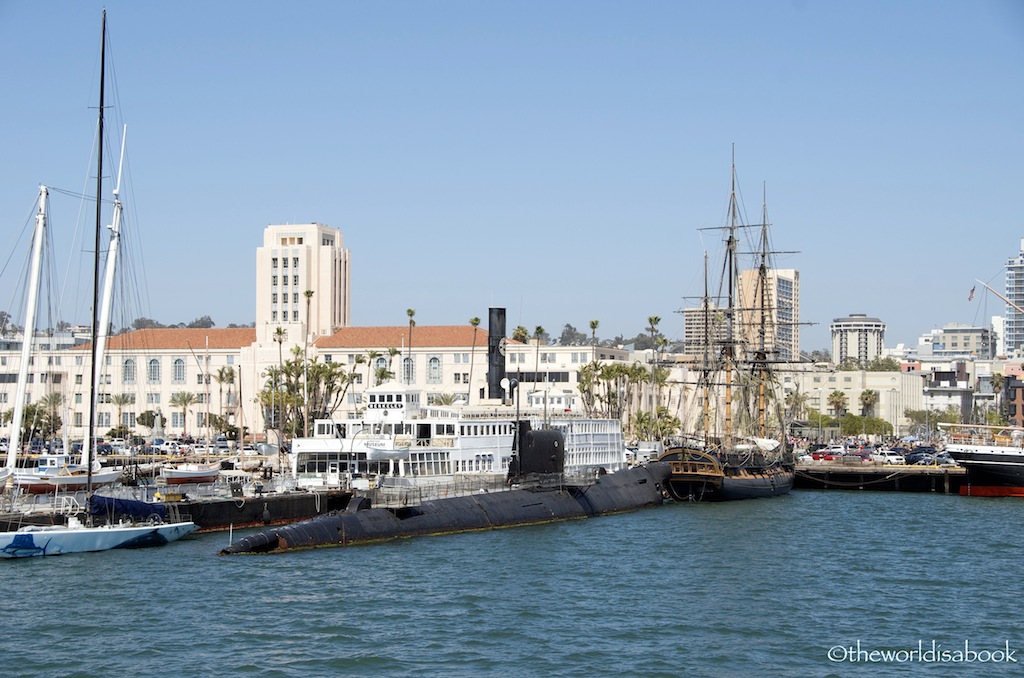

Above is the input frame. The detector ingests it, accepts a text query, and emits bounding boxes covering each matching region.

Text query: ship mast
[722,150,739,452]
[86,10,107,493]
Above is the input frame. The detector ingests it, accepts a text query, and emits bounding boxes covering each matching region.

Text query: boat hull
[13,468,123,494]
[945,444,1024,491]
[0,521,198,558]
[659,447,793,502]
[220,462,672,554]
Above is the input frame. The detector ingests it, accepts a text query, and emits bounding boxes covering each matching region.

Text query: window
[74,412,83,426]
[272,293,278,303]
[123,358,136,384]
[428,356,441,384]
[75,374,83,385]
[272,275,278,285]
[283,275,288,286]
[293,292,298,304]
[147,393,161,405]
[197,374,205,385]
[173,358,186,384]
[148,358,161,384]
[402,357,415,383]
[292,310,298,321]
[272,311,278,321]
[324,354,332,363]
[293,275,299,286]
[293,257,299,268]
[272,257,278,268]
[282,258,289,268]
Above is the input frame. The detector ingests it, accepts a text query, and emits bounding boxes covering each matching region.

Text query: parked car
[933,452,959,467]
[811,446,846,461]
[905,447,937,465]
[872,449,905,465]
[0,437,7,453]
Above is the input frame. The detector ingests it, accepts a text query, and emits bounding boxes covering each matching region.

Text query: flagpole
[975,279,1024,315]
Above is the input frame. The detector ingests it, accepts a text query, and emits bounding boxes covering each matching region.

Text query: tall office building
[831,313,885,366]
[255,223,352,341]
[1005,239,1024,353]
[738,268,800,361]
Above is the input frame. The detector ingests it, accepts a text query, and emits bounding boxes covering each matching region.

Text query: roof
[79,328,257,351]
[314,325,491,349]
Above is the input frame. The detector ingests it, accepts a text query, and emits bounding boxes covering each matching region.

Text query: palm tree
[169,391,197,436]
[647,315,661,418]
[467,317,481,405]
[214,366,235,419]
[534,325,545,388]
[827,390,848,418]
[406,308,415,384]
[303,289,315,436]
[110,393,134,432]
[386,347,401,383]
[512,325,529,343]
[859,389,879,418]
[272,326,287,440]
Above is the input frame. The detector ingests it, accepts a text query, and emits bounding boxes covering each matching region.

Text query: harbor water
[3,490,1021,677]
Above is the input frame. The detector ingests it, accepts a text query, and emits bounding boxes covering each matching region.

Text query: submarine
[220,423,672,555]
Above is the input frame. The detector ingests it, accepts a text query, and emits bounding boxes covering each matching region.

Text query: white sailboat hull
[0,519,198,558]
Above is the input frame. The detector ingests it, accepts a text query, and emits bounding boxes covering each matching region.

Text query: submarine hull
[221,462,671,554]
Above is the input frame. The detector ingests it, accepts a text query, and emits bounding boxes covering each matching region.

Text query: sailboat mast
[86,9,106,493]
[723,151,738,451]
[756,186,769,438]
[701,251,711,446]
[5,187,48,471]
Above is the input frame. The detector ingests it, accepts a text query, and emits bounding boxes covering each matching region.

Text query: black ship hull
[946,445,1024,495]
[220,462,672,554]
[659,447,793,502]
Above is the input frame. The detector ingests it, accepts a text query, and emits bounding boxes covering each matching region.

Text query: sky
[1,0,1022,353]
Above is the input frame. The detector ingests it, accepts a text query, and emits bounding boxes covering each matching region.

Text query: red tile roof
[315,326,495,349]
[79,328,257,351]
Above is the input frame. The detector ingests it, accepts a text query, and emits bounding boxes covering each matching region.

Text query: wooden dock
[795,462,967,494]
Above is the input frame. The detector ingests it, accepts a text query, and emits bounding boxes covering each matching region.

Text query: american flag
[968,286,975,302]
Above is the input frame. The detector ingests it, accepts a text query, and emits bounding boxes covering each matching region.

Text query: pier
[795,462,967,494]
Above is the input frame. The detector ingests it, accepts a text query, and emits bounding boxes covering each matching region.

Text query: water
[3,490,1022,677]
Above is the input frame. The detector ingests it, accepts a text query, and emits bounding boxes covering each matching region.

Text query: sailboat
[0,11,197,556]
[658,155,795,501]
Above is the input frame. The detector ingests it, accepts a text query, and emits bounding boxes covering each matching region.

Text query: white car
[872,449,905,465]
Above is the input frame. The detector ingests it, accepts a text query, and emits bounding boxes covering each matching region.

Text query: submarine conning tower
[506,420,566,483]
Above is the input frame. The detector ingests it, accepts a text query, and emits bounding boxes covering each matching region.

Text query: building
[916,323,995,360]
[738,267,800,361]
[254,223,352,340]
[831,313,885,367]
[1005,238,1024,353]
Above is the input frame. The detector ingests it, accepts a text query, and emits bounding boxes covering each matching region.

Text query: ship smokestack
[487,307,507,399]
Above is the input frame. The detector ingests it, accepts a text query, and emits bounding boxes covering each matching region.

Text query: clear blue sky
[1,1,1022,352]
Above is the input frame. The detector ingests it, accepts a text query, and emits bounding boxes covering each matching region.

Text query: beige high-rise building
[737,268,800,361]
[254,223,352,343]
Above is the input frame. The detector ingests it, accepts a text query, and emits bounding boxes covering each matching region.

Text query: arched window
[147,358,161,384]
[123,358,136,384]
[173,358,186,384]
[402,357,415,384]
[427,356,441,384]
[374,357,388,371]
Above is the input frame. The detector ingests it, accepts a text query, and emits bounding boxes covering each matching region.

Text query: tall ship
[940,423,1024,496]
[658,155,795,501]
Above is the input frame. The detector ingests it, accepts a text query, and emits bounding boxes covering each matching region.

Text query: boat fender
[262,503,271,525]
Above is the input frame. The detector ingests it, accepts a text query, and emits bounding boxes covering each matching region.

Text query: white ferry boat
[287,384,629,489]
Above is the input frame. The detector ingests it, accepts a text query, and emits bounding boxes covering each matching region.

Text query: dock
[795,462,967,494]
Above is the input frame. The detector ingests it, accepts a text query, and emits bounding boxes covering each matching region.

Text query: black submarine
[220,422,671,555]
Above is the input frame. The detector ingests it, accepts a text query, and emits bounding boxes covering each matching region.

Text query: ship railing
[365,474,508,507]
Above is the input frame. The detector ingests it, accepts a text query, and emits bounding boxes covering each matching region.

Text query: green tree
[511,325,529,343]
[589,319,599,351]
[467,317,481,404]
[827,390,848,417]
[169,392,197,436]
[406,308,416,384]
[859,389,879,417]
[534,326,545,385]
[111,393,135,431]
[866,356,899,371]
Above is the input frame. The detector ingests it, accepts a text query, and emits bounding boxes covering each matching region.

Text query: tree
[132,317,165,330]
[111,393,135,431]
[534,326,545,385]
[589,319,599,350]
[859,389,879,417]
[406,308,415,384]
[137,410,157,430]
[827,390,848,417]
[512,325,529,343]
[467,317,480,404]
[866,356,899,371]
[303,290,315,436]
[213,366,235,421]
[557,324,587,346]
[646,315,661,415]
[169,391,197,435]
[186,315,215,328]
[784,388,811,421]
